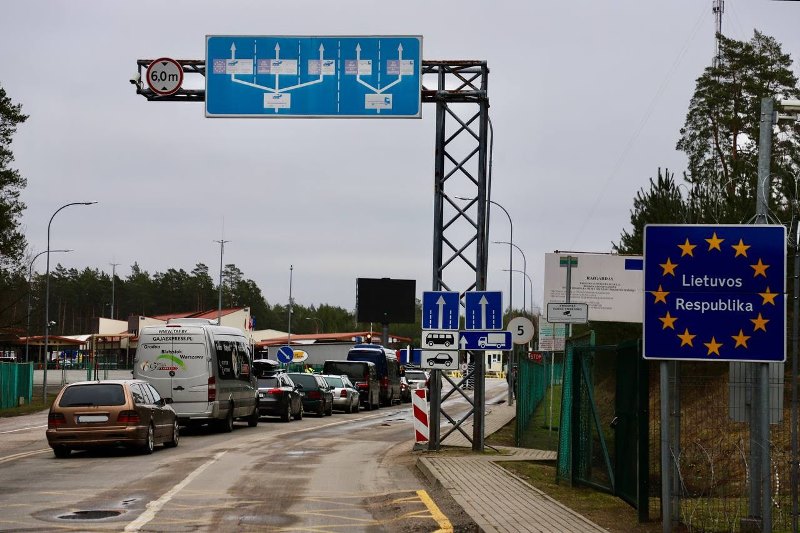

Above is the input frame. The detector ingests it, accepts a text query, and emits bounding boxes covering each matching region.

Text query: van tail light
[356,382,368,390]
[380,377,389,389]
[208,376,216,402]
[48,412,66,429]
[118,410,141,425]
[340,389,348,398]
[268,388,282,395]
[307,390,321,400]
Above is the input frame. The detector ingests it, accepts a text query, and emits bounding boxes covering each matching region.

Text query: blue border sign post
[643,224,786,362]
[206,35,422,118]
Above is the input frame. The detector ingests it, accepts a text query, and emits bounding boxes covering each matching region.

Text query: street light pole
[494,241,527,316]
[26,249,70,363]
[456,196,513,313]
[502,268,533,318]
[43,201,97,403]
[305,317,323,334]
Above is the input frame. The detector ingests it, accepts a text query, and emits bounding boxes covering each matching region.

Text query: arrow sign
[276,345,294,364]
[422,291,459,330]
[464,291,503,330]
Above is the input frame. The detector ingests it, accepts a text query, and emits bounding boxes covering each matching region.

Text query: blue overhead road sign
[206,35,422,118]
[422,291,459,330]
[465,291,503,330]
[643,224,786,362]
[459,331,512,351]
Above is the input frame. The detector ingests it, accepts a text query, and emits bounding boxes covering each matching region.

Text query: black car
[287,373,334,417]
[427,353,453,367]
[256,372,303,422]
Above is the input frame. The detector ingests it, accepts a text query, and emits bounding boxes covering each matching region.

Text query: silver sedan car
[320,374,360,413]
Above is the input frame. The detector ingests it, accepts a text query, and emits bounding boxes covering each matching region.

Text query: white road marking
[123,450,227,532]
[0,424,47,434]
[0,449,50,464]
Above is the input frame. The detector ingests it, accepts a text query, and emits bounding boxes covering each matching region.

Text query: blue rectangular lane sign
[206,35,422,118]
[643,224,786,362]
[464,291,503,330]
[459,331,512,351]
[422,291,460,330]
[397,348,422,366]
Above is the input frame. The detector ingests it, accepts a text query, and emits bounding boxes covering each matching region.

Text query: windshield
[323,376,343,387]
[59,384,125,407]
[406,371,427,381]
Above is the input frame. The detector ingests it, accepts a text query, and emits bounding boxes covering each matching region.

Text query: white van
[133,319,259,431]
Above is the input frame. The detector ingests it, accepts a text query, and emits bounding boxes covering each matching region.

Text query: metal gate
[557,333,649,520]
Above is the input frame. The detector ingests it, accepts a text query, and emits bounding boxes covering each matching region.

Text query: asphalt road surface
[0,377,508,532]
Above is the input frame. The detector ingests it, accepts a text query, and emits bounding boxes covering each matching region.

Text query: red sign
[528,351,543,364]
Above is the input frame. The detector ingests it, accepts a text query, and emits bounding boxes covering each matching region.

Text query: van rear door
[134,326,210,416]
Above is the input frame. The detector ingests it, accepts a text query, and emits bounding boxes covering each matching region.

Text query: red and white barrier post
[411,388,429,448]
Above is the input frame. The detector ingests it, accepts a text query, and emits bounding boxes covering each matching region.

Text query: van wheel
[247,405,259,427]
[219,406,234,433]
[293,403,303,421]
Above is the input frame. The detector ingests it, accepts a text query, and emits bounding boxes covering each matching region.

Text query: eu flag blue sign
[643,224,786,362]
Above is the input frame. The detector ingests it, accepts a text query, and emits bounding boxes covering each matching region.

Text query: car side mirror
[163,397,173,405]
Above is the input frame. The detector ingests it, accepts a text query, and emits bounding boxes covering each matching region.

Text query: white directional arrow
[278,43,326,92]
[479,296,488,329]
[355,43,406,94]
[436,296,446,329]
[274,43,281,92]
[460,336,468,350]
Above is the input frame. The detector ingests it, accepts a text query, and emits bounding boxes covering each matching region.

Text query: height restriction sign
[146,58,183,96]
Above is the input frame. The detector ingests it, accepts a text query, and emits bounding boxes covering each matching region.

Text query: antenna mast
[712,0,725,68]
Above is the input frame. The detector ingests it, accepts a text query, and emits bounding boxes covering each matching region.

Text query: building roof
[255,331,412,348]
[152,307,245,321]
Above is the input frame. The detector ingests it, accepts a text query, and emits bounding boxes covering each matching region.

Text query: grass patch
[497,460,665,533]
[0,393,56,417]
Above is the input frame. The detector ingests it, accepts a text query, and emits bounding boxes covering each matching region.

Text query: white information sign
[546,302,589,324]
[538,319,566,351]
[508,317,535,345]
[542,252,643,323]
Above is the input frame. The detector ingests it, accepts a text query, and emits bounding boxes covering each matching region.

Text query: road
[0,377,508,532]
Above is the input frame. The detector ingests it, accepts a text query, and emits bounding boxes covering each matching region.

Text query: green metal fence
[515,350,564,450]
[0,362,34,408]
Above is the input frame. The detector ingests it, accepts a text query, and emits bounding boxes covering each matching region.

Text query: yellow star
[705,232,724,251]
[704,337,723,356]
[751,313,769,332]
[659,312,677,330]
[759,287,778,305]
[677,238,697,257]
[732,329,751,348]
[651,285,669,304]
[751,259,769,278]
[677,328,696,347]
[660,258,678,277]
[732,239,751,258]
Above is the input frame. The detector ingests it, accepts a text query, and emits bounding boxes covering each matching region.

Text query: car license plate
[77,415,108,423]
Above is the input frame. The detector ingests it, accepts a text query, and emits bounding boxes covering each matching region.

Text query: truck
[478,333,506,349]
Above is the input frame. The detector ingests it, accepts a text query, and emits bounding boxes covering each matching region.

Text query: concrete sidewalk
[416,402,607,533]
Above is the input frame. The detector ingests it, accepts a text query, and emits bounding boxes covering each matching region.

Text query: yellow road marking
[417,489,453,533]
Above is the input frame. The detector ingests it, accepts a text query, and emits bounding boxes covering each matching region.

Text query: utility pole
[214,239,229,325]
[712,0,724,68]
[288,265,294,345]
[109,262,119,320]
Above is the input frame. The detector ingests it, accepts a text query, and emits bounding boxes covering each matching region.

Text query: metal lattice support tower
[132,57,491,451]
[422,61,490,451]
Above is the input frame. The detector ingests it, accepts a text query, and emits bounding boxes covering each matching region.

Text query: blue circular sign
[276,345,294,364]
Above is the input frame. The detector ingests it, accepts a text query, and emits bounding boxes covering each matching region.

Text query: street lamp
[502,268,533,317]
[43,201,97,403]
[494,241,527,316]
[456,196,513,314]
[26,249,70,363]
[305,317,324,334]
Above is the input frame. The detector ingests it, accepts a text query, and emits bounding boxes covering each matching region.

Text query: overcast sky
[2,1,799,316]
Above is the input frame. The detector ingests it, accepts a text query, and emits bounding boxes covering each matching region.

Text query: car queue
[46,327,425,459]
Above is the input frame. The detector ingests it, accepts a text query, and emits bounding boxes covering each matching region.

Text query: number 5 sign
[507,317,534,345]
